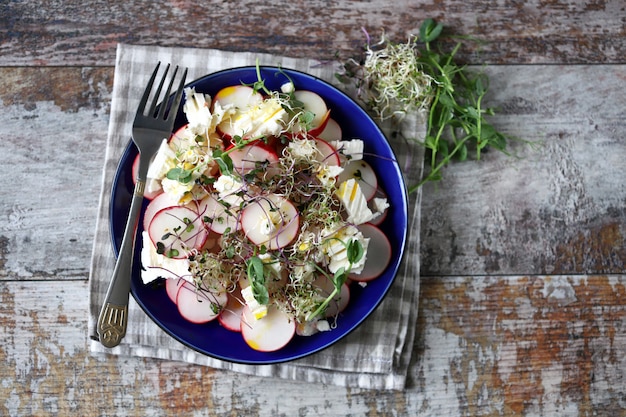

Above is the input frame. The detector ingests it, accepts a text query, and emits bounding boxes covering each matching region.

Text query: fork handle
[97,179,146,348]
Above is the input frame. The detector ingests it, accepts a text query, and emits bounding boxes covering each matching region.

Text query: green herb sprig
[339,19,527,192]
[306,238,364,321]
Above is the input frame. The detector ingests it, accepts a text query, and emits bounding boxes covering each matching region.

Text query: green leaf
[166,167,193,184]
[419,18,443,43]
[333,268,347,291]
[346,239,364,264]
[457,143,468,161]
[212,149,233,175]
[247,256,269,305]
[437,140,449,159]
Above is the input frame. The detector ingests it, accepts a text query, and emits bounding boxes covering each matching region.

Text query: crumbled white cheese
[213,174,243,198]
[280,82,295,94]
[316,164,344,187]
[322,224,369,274]
[226,97,288,138]
[332,139,364,161]
[147,139,177,181]
[315,319,331,332]
[241,285,268,320]
[335,178,376,225]
[288,138,317,160]
[183,87,214,136]
[161,177,194,203]
[140,231,192,284]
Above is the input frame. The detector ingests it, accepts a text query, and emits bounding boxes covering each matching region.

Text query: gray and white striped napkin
[88,43,424,390]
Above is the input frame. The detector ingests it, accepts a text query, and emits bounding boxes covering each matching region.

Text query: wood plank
[0,68,112,280]
[420,64,626,276]
[1,0,624,66]
[2,276,626,415]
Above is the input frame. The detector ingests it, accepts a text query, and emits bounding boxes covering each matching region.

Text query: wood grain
[2,276,626,416]
[421,65,626,276]
[1,0,625,415]
[1,0,624,66]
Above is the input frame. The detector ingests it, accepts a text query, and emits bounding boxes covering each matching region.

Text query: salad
[137,72,393,352]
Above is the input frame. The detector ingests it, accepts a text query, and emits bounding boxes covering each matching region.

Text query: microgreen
[338,19,531,192]
[247,256,269,305]
[166,166,194,184]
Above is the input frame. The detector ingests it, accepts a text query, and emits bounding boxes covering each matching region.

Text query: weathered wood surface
[1,0,625,416]
[1,0,624,66]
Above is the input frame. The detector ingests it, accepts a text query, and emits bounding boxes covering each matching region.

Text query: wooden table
[1,1,624,415]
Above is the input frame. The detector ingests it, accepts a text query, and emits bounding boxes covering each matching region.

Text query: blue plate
[110,66,408,364]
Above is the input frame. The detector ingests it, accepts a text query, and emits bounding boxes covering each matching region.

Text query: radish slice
[143,192,181,232]
[228,142,280,177]
[337,160,378,201]
[168,124,195,151]
[241,305,296,352]
[166,278,186,304]
[313,275,350,317]
[317,118,342,142]
[240,194,299,250]
[131,154,163,200]
[313,138,340,166]
[176,281,228,324]
[148,206,208,259]
[218,289,245,332]
[349,223,392,282]
[293,90,330,135]
[367,189,389,226]
[196,194,241,235]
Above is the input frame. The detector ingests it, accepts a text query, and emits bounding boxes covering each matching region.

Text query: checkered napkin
[88,43,424,390]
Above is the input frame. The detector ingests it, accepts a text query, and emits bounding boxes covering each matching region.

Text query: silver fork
[97,62,187,348]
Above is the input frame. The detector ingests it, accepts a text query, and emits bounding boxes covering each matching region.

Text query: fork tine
[156,65,179,120]
[166,68,188,122]
[137,62,161,115]
[148,63,170,117]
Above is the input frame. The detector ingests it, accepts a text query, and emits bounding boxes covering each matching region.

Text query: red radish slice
[313,276,350,317]
[227,142,279,176]
[241,305,296,352]
[196,194,241,235]
[313,138,340,166]
[131,154,163,200]
[176,281,228,324]
[349,223,392,282]
[367,189,389,226]
[148,206,208,259]
[337,160,378,201]
[218,290,245,332]
[213,85,263,110]
[143,192,181,231]
[317,118,342,142]
[293,90,330,135]
[240,194,299,250]
[166,278,186,304]
[169,124,195,150]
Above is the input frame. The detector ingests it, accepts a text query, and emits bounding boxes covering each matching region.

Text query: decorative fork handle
[97,179,146,347]
[98,302,128,347]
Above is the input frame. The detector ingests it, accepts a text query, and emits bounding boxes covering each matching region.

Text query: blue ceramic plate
[110,66,408,364]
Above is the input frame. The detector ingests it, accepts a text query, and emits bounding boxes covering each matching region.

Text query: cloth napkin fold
[88,43,424,390]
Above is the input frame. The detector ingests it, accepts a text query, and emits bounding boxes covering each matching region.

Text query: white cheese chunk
[332,139,364,161]
[146,139,177,181]
[240,285,268,320]
[335,178,375,225]
[140,231,191,284]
